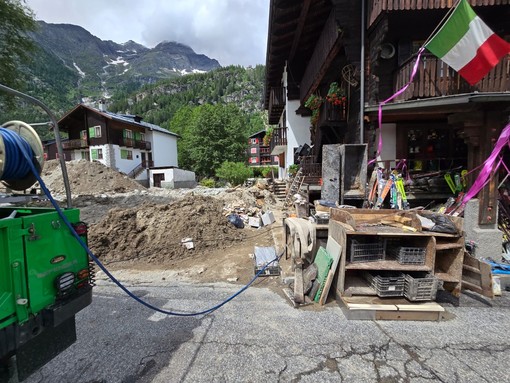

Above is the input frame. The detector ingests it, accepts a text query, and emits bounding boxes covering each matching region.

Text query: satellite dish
[380,43,396,59]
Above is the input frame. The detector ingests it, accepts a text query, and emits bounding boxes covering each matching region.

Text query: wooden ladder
[285,167,304,207]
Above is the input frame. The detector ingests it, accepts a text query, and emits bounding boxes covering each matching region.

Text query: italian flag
[425,0,510,85]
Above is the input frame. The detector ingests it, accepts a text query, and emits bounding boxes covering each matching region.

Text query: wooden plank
[435,272,459,283]
[294,265,304,304]
[435,243,463,250]
[375,311,441,321]
[345,260,431,271]
[396,302,444,312]
[319,239,342,305]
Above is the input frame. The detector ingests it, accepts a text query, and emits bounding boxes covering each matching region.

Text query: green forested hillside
[110,64,266,128]
[110,65,269,176]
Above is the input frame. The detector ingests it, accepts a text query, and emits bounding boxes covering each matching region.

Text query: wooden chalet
[265,0,510,220]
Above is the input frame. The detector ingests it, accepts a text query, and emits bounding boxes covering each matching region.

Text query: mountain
[24,21,220,109]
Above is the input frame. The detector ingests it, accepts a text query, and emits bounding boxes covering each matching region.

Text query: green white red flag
[425,0,510,85]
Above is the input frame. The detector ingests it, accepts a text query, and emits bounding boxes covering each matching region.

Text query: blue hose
[0,127,33,180]
[8,131,281,317]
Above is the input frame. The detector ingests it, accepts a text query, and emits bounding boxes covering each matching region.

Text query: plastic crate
[364,272,405,297]
[404,273,442,301]
[253,246,280,277]
[388,246,426,265]
[349,239,385,263]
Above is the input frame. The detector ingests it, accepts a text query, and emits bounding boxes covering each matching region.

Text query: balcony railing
[317,101,347,128]
[394,54,509,102]
[300,156,322,185]
[268,87,285,124]
[119,138,134,147]
[133,140,152,150]
[269,127,288,154]
[62,139,88,149]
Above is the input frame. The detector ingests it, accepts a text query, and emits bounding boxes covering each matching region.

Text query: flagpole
[421,0,463,48]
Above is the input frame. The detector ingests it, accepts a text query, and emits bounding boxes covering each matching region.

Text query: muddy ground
[34,160,288,284]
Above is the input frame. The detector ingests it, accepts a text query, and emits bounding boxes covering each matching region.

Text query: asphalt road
[23,276,510,383]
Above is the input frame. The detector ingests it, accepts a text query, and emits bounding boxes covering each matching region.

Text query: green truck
[0,84,94,381]
[0,207,94,381]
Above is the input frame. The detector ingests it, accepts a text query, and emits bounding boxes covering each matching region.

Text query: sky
[25,0,270,67]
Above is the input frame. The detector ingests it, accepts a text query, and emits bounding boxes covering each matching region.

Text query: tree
[174,104,249,177]
[0,0,36,90]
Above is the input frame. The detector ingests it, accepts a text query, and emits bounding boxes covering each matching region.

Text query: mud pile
[41,159,145,195]
[88,195,247,264]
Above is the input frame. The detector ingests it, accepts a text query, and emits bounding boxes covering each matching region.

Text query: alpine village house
[46,102,180,187]
[264,1,509,229]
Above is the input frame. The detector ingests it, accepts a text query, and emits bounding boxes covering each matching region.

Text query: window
[140,132,145,141]
[81,151,88,160]
[250,147,257,154]
[250,138,259,144]
[250,157,259,164]
[124,129,133,139]
[120,149,133,160]
[90,149,103,160]
[89,125,101,138]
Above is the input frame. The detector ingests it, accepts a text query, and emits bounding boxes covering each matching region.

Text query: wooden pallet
[339,295,445,321]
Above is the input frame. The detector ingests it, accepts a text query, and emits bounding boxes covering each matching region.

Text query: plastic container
[388,246,426,265]
[364,271,405,297]
[350,238,385,263]
[404,273,442,301]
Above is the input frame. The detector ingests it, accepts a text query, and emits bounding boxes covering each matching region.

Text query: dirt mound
[88,195,247,264]
[41,159,145,195]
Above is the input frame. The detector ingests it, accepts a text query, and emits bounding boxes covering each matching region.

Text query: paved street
[23,275,510,383]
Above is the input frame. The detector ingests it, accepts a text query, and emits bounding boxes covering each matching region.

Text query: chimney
[98,99,106,112]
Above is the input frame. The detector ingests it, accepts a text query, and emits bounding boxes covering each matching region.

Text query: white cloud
[26,0,269,67]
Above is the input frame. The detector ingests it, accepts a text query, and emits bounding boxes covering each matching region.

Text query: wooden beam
[479,111,502,225]
[288,0,311,62]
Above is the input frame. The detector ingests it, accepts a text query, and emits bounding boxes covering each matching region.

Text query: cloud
[26,0,269,66]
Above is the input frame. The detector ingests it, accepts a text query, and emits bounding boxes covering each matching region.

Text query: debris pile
[41,159,146,195]
[88,195,247,264]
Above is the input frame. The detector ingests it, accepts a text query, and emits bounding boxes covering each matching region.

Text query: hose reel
[0,120,45,190]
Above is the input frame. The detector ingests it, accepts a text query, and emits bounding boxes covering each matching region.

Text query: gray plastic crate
[404,273,442,301]
[388,246,426,265]
[350,239,385,263]
[254,246,280,276]
[364,272,405,297]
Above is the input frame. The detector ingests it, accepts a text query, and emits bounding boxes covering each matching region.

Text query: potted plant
[288,164,299,176]
[263,126,273,146]
[325,82,347,106]
[304,94,323,126]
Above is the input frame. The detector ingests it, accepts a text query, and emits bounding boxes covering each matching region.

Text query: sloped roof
[58,104,180,138]
[249,129,268,138]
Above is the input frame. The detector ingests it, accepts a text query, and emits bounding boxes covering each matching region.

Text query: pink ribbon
[461,122,510,205]
[369,48,425,166]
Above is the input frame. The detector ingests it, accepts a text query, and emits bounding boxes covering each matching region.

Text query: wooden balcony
[394,54,510,102]
[317,101,347,128]
[134,140,152,150]
[300,156,322,185]
[270,127,288,154]
[119,138,134,147]
[62,139,88,149]
[268,87,285,125]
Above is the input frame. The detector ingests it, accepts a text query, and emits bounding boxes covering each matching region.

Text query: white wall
[376,123,397,169]
[149,168,196,188]
[285,99,311,171]
[146,131,178,167]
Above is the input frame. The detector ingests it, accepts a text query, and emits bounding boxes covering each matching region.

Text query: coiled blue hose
[0,127,33,180]
[7,130,281,317]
